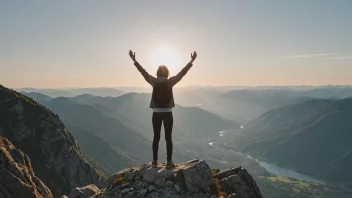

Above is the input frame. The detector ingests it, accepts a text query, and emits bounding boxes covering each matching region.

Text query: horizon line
[10,84,352,90]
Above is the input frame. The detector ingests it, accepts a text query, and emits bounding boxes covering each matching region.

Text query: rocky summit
[0,85,106,197]
[0,136,53,198]
[66,159,262,198]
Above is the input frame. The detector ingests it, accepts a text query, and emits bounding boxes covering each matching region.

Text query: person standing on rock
[129,50,197,168]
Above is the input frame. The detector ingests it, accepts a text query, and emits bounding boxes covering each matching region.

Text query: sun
[152,47,181,73]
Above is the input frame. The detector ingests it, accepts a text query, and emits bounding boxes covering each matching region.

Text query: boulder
[216,167,242,180]
[155,177,166,187]
[219,168,263,198]
[139,189,148,196]
[68,184,99,198]
[220,175,256,198]
[107,168,133,186]
[165,181,174,188]
[142,167,159,183]
[148,185,156,192]
[181,160,214,191]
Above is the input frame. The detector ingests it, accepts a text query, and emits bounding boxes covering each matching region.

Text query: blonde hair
[156,65,170,78]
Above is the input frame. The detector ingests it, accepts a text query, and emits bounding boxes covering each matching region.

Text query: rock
[185,182,200,193]
[120,182,130,189]
[174,169,187,190]
[135,170,142,178]
[227,193,242,198]
[237,169,262,198]
[135,180,145,188]
[69,159,262,198]
[107,168,132,186]
[68,184,99,198]
[219,167,262,198]
[165,181,174,188]
[148,185,156,192]
[121,188,130,195]
[0,137,54,198]
[126,191,135,197]
[220,174,256,198]
[216,167,242,180]
[140,188,148,196]
[182,160,214,191]
[155,177,166,187]
[174,184,181,193]
[157,168,177,178]
[143,167,159,183]
[125,170,136,182]
[0,86,106,197]
[135,176,142,180]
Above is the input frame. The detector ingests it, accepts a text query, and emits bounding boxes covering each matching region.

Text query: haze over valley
[12,85,352,198]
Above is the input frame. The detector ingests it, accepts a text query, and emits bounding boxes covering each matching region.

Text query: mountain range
[230,97,352,183]
[4,85,352,197]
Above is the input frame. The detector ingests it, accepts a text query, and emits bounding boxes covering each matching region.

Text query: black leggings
[152,112,173,161]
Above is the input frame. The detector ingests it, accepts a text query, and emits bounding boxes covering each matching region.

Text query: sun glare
[152,47,181,73]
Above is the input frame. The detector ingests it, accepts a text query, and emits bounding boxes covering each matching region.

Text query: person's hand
[129,50,137,62]
[190,51,197,63]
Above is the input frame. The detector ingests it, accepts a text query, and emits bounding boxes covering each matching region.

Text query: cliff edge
[66,159,262,198]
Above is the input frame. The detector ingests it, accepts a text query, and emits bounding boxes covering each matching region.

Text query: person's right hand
[129,50,137,62]
[190,51,197,63]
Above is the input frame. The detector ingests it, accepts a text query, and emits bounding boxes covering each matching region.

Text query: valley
[5,85,352,198]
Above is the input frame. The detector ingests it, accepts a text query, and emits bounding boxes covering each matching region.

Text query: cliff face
[0,137,53,198]
[0,85,106,197]
[66,160,262,198]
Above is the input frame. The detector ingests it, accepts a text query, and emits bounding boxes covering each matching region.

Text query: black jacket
[134,62,193,108]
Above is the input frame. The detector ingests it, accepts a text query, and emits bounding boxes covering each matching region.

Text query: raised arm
[169,51,197,87]
[129,50,155,86]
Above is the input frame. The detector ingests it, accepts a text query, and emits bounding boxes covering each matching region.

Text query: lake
[247,155,324,184]
[259,161,324,184]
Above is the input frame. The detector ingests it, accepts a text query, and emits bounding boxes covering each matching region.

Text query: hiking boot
[152,160,158,168]
[166,160,176,169]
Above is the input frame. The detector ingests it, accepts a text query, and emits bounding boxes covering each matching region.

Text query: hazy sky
[1,0,351,88]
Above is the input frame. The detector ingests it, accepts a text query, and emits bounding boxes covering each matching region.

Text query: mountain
[0,137,53,198]
[231,98,352,183]
[168,88,310,123]
[64,121,134,174]
[70,88,125,97]
[70,92,237,141]
[20,92,53,103]
[43,97,154,163]
[17,88,125,98]
[65,160,263,198]
[0,85,106,197]
[15,92,135,174]
[191,87,352,123]
[300,87,352,99]
[214,89,309,122]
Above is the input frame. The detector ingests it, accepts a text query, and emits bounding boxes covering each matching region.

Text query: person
[129,50,197,168]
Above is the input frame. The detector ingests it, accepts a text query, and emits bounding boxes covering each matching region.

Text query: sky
[1,0,351,88]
